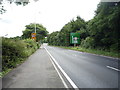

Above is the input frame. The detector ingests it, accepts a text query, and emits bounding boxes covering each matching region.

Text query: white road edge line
[49,58,68,88]
[44,47,78,88]
[107,66,120,72]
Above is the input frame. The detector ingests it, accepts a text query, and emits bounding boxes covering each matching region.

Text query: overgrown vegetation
[1,23,48,77]
[48,2,120,58]
[1,37,39,77]
[22,23,48,42]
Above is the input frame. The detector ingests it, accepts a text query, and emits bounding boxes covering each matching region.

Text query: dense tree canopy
[48,16,87,46]
[48,2,120,52]
[87,2,120,51]
[22,23,48,42]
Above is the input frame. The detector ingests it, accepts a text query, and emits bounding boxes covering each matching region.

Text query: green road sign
[70,33,80,44]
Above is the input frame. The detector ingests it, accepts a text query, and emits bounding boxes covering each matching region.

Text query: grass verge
[54,46,119,59]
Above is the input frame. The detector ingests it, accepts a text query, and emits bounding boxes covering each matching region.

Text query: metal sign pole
[74,43,76,47]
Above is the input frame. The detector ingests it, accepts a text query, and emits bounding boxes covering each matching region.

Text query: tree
[22,23,48,42]
[0,0,38,14]
[48,2,120,53]
[48,16,87,46]
[87,2,120,51]
[47,31,60,46]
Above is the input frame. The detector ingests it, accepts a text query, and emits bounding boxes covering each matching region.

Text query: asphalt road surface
[44,45,119,88]
[2,48,65,88]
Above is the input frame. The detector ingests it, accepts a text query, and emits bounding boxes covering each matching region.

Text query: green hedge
[2,38,39,72]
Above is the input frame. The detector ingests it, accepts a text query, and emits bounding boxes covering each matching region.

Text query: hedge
[2,37,39,72]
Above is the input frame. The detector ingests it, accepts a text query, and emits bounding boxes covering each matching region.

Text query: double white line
[44,46,78,89]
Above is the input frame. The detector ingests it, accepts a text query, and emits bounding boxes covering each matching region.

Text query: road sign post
[70,33,80,46]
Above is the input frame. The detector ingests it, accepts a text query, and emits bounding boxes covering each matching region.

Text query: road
[2,48,65,88]
[44,45,119,88]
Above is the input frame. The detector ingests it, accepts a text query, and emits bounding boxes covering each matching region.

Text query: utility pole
[34,12,40,33]
[35,22,36,33]
[33,11,40,41]
[34,11,36,34]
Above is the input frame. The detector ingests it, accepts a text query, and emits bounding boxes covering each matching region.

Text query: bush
[23,39,40,54]
[2,38,39,71]
[81,37,95,49]
[110,43,119,52]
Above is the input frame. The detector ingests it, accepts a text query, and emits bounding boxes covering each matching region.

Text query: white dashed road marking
[107,66,120,72]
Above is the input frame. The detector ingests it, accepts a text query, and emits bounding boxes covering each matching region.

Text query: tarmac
[2,46,65,88]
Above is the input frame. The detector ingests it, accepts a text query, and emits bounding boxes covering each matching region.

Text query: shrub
[110,43,119,52]
[2,38,39,71]
[81,37,95,49]
[23,39,39,54]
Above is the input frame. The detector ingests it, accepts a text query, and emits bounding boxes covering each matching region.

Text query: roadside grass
[54,46,119,59]
[0,69,11,78]
[0,57,29,78]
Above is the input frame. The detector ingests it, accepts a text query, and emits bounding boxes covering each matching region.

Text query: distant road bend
[44,44,119,88]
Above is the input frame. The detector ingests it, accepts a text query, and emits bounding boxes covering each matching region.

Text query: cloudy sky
[0,0,100,37]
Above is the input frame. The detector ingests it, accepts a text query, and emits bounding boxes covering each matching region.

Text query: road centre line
[107,66,120,72]
[72,54,77,57]
[44,47,78,89]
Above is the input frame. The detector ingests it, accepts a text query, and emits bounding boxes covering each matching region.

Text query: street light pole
[34,12,40,33]
[34,11,36,34]
[35,23,36,33]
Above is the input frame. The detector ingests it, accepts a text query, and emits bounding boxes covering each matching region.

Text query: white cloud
[0,0,100,37]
